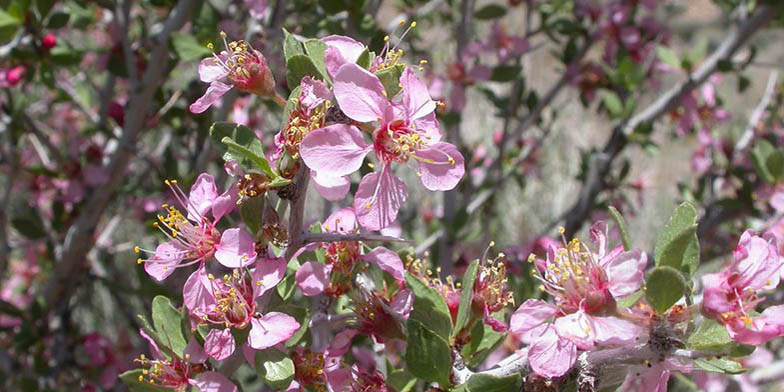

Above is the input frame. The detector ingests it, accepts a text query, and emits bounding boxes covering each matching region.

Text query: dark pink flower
[300,64,465,230]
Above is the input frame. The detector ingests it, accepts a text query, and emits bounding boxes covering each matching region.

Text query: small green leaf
[11,217,46,239]
[687,319,755,356]
[119,370,169,391]
[171,31,211,62]
[376,64,405,97]
[694,358,745,375]
[387,368,417,392]
[282,86,302,121]
[608,206,632,251]
[654,202,700,276]
[0,299,24,318]
[602,91,624,117]
[656,46,681,70]
[282,28,304,62]
[152,296,187,357]
[0,9,21,29]
[405,320,452,387]
[474,4,507,19]
[466,374,523,392]
[645,266,688,314]
[616,289,644,308]
[46,12,69,29]
[356,48,373,69]
[50,47,84,65]
[255,349,295,389]
[405,272,453,340]
[286,54,324,88]
[210,122,276,177]
[304,39,329,83]
[221,137,275,178]
[454,260,479,337]
[490,65,522,82]
[240,195,265,235]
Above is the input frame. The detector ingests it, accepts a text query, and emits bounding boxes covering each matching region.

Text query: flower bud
[41,33,57,50]
[6,65,26,86]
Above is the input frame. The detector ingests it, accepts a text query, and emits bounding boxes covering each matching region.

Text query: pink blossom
[136,174,255,281]
[701,230,784,345]
[190,35,276,113]
[295,208,405,296]
[0,65,26,87]
[621,357,693,392]
[300,64,465,230]
[509,222,647,377]
[135,329,237,392]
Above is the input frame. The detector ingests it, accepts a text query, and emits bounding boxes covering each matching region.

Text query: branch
[734,70,779,154]
[750,359,784,384]
[302,232,410,244]
[283,166,310,261]
[561,5,777,237]
[43,0,197,311]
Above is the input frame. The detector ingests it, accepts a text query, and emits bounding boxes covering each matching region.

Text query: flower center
[134,354,206,390]
[281,99,330,157]
[292,350,327,391]
[203,270,256,329]
[374,119,425,163]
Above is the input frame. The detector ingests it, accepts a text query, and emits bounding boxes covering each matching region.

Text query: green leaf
[240,195,265,235]
[656,46,681,70]
[694,358,745,375]
[376,64,405,98]
[221,137,275,178]
[405,320,452,387]
[687,319,755,356]
[11,218,46,239]
[751,140,784,184]
[255,348,295,388]
[654,202,700,276]
[405,272,453,340]
[466,374,523,391]
[171,31,211,62]
[490,65,522,82]
[304,39,329,83]
[608,206,632,251]
[475,4,507,19]
[616,289,644,308]
[645,266,688,314]
[356,48,373,69]
[454,260,479,337]
[0,9,21,29]
[387,368,417,392]
[119,370,169,391]
[602,91,624,117]
[287,54,324,87]
[282,86,302,120]
[210,122,276,178]
[282,28,304,62]
[50,47,84,65]
[0,299,24,317]
[151,296,187,357]
[46,12,69,29]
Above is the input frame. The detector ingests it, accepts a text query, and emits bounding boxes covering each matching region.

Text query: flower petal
[189,371,238,392]
[510,299,557,340]
[604,249,647,298]
[311,171,350,201]
[333,63,389,122]
[198,57,229,83]
[183,266,216,316]
[554,310,594,349]
[212,184,239,222]
[252,257,287,298]
[415,142,465,191]
[362,247,405,281]
[248,312,301,350]
[188,173,219,221]
[190,81,232,114]
[322,208,358,234]
[527,324,577,378]
[400,67,436,120]
[389,289,414,321]
[215,228,257,268]
[300,124,371,177]
[145,242,186,281]
[204,328,236,361]
[295,262,332,296]
[591,316,646,346]
[353,166,408,231]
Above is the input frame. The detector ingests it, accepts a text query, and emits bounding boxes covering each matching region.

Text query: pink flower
[1,65,26,87]
[352,288,413,342]
[300,64,465,230]
[509,222,647,378]
[135,174,255,281]
[135,329,237,392]
[190,34,277,113]
[295,208,405,296]
[183,257,298,358]
[471,255,515,332]
[701,230,784,345]
[621,357,693,392]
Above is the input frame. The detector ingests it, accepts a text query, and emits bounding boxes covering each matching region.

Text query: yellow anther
[138,375,144,382]
[558,227,566,235]
[136,258,142,264]
[134,246,141,253]
[419,59,428,65]
[140,354,146,360]
[220,31,227,38]
[410,21,417,27]
[207,43,214,50]
[384,35,390,42]
[368,163,375,169]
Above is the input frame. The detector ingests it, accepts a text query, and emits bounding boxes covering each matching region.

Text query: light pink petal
[735,231,781,290]
[326,329,358,357]
[295,262,332,296]
[322,208,358,234]
[333,63,389,122]
[353,166,408,231]
[189,371,238,392]
[183,266,216,315]
[729,305,784,345]
[300,124,371,177]
[248,312,301,350]
[311,171,350,201]
[252,257,287,297]
[413,112,442,144]
[322,35,366,64]
[190,81,232,114]
[554,310,595,349]
[483,304,508,332]
[325,46,349,79]
[621,363,672,392]
[184,337,208,363]
[242,344,257,368]
[215,228,257,268]
[390,289,414,321]
[589,221,609,259]
[139,329,165,360]
[204,328,236,361]
[212,184,239,222]
[400,67,436,120]
[527,324,577,378]
[510,299,557,339]
[701,272,733,318]
[591,316,646,346]
[198,57,229,83]
[300,77,332,110]
[361,247,405,281]
[188,173,219,221]
[604,249,647,298]
[145,242,186,281]
[415,142,465,191]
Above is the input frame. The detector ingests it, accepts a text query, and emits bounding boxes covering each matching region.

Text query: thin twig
[734,70,779,154]
[303,232,410,244]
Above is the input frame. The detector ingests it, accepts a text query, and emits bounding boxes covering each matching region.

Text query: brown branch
[283,167,310,261]
[303,232,410,244]
[561,5,777,237]
[43,0,198,311]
